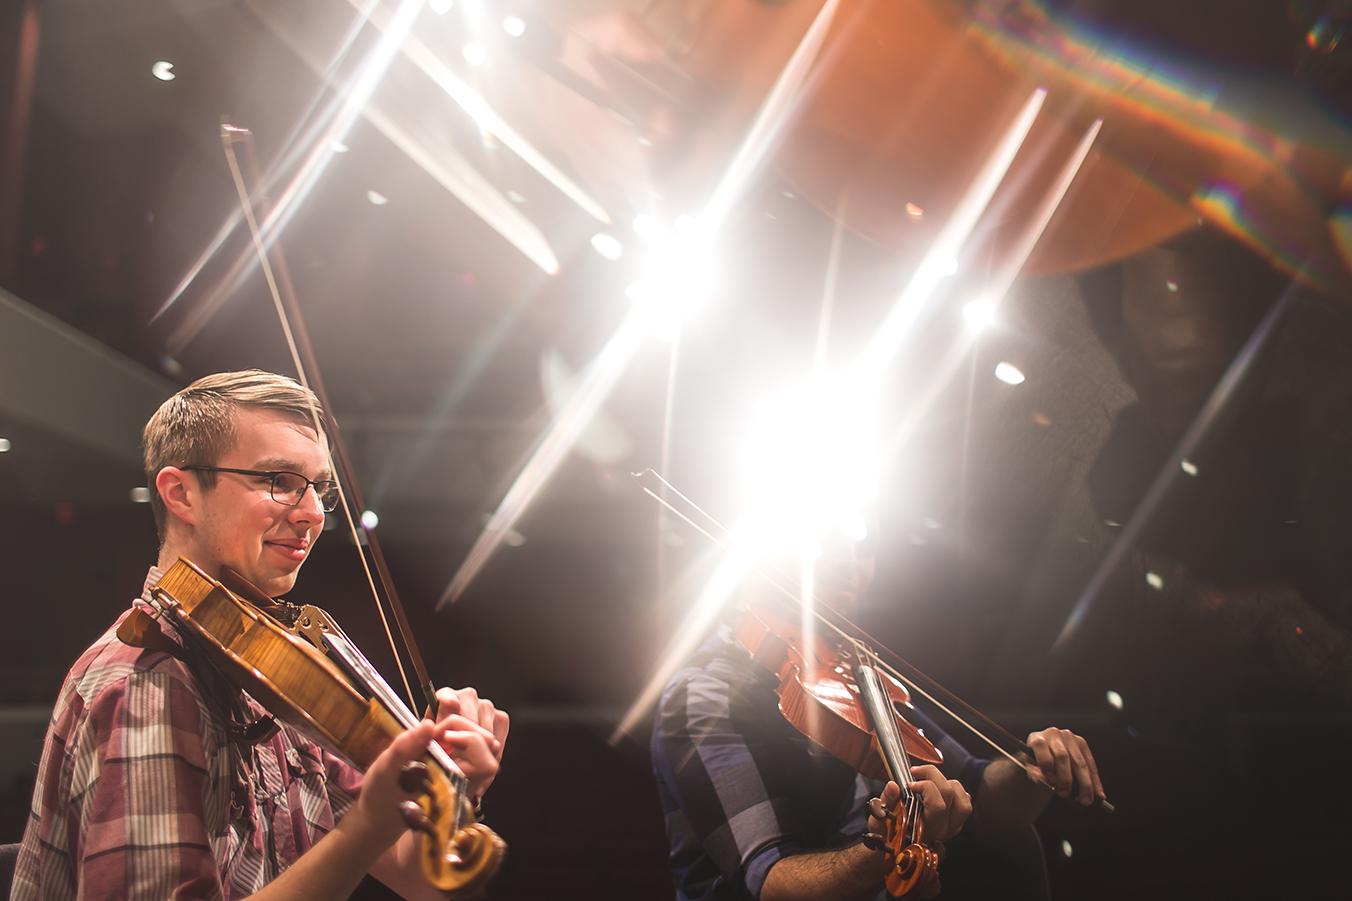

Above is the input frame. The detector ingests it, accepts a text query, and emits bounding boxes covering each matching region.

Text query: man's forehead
[228,408,332,473]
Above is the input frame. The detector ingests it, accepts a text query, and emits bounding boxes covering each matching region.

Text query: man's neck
[157,535,215,579]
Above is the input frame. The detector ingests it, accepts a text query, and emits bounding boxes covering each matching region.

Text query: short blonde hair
[142,370,327,542]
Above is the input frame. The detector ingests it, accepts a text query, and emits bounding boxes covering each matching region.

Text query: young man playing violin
[13,370,510,900]
[651,523,1108,901]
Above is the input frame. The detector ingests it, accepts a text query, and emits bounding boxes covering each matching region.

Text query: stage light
[905,201,924,220]
[129,487,151,503]
[366,189,388,206]
[331,140,350,154]
[0,438,11,452]
[1180,459,1199,476]
[1061,840,1073,859]
[152,60,176,81]
[962,297,995,332]
[738,378,881,556]
[462,42,486,66]
[502,16,525,37]
[632,213,658,238]
[590,232,624,261]
[1166,279,1179,292]
[1145,571,1164,590]
[994,362,1025,385]
[1106,690,1124,710]
[621,214,718,336]
[360,510,379,530]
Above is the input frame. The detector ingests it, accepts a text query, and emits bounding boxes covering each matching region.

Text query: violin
[119,559,505,894]
[733,603,943,898]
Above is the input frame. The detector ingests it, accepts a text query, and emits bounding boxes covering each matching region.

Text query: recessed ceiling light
[590,232,623,261]
[0,437,11,452]
[462,42,486,66]
[994,362,1025,385]
[366,189,388,206]
[501,15,526,37]
[151,60,176,81]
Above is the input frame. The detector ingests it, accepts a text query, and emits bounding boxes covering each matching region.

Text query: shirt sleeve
[71,671,225,901]
[653,667,805,899]
[903,703,991,793]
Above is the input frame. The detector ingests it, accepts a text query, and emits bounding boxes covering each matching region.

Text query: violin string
[636,469,1029,768]
[221,132,419,713]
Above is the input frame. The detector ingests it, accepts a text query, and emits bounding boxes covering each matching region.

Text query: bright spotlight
[623,217,716,337]
[0,437,10,453]
[366,189,389,206]
[994,362,1025,385]
[1180,459,1199,476]
[462,42,486,67]
[590,232,624,261]
[129,487,151,503]
[632,213,658,238]
[151,60,176,82]
[738,378,881,555]
[331,140,350,154]
[962,298,995,331]
[1105,689,1124,710]
[1061,840,1073,859]
[360,509,380,530]
[1145,571,1164,590]
[502,16,526,37]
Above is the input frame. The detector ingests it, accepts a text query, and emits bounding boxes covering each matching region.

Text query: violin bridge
[294,604,341,654]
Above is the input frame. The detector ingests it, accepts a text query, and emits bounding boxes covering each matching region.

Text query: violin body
[124,558,504,896]
[732,605,942,782]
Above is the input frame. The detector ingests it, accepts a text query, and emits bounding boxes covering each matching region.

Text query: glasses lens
[270,472,308,505]
[317,482,340,512]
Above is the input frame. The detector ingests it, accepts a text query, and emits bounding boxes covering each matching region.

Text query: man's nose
[290,483,326,521]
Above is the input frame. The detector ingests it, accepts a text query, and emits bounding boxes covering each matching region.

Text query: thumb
[882,780,902,806]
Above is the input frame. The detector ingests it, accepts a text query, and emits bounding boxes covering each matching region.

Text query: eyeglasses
[181,466,341,512]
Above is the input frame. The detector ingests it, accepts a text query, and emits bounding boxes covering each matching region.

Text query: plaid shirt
[651,626,989,901]
[11,567,365,900]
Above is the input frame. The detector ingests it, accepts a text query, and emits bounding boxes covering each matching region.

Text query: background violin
[733,602,943,897]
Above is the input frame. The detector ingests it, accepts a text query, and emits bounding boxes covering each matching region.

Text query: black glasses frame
[180,465,340,512]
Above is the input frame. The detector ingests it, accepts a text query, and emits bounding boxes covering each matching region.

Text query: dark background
[3,1,1352,898]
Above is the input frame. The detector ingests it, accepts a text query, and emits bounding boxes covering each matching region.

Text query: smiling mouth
[264,541,308,563]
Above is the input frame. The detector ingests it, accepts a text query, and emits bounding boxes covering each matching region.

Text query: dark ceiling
[3,1,1352,897]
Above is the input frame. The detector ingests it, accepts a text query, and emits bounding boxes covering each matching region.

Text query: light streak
[437,0,842,607]
[1051,282,1298,651]
[436,315,647,608]
[884,118,1102,451]
[611,548,751,742]
[861,88,1047,376]
[159,0,426,346]
[347,0,611,225]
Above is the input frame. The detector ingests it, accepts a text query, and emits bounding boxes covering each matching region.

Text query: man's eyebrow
[254,458,334,481]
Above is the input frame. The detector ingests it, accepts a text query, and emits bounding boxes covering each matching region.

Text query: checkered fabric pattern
[650,626,989,901]
[11,567,364,900]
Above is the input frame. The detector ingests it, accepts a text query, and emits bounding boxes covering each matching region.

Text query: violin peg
[862,831,885,851]
[399,760,429,793]
[399,799,435,836]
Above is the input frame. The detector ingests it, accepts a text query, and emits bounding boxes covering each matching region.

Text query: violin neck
[853,661,915,798]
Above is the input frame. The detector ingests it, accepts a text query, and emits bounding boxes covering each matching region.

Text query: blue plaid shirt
[651,626,989,901]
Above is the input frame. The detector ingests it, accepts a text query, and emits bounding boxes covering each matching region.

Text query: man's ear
[155,466,198,529]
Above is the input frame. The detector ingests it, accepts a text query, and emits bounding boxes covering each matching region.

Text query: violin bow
[634,468,1114,812]
[219,123,437,715]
